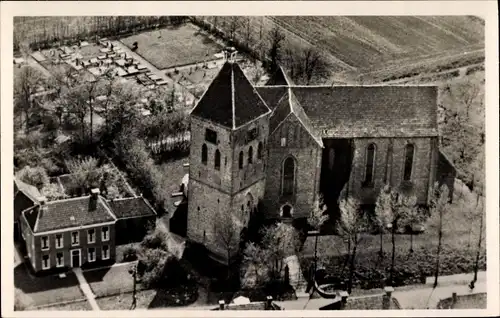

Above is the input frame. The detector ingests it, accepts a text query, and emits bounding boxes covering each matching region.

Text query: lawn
[83,264,142,298]
[96,285,199,309]
[14,263,84,307]
[41,300,92,311]
[121,23,223,70]
[301,179,486,289]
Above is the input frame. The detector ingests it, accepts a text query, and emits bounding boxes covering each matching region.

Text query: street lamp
[128,263,138,310]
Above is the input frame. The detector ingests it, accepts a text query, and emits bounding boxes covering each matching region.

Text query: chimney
[89,188,100,211]
[383,286,394,309]
[223,47,237,63]
[38,196,47,205]
[266,296,273,310]
[339,291,349,310]
[218,300,225,310]
[91,188,100,198]
[451,292,457,308]
[38,196,48,218]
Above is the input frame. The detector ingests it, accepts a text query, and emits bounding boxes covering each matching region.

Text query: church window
[201,144,208,165]
[257,142,263,160]
[403,144,415,181]
[281,138,286,147]
[364,143,376,186]
[239,151,244,169]
[248,146,253,164]
[205,128,217,144]
[282,157,295,196]
[214,149,221,170]
[247,128,258,143]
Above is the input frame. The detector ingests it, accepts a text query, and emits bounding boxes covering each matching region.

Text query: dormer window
[205,128,217,144]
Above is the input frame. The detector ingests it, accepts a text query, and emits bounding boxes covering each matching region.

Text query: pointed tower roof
[270,88,323,147]
[190,62,271,129]
[265,66,294,86]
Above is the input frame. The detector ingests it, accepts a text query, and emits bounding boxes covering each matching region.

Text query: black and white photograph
[2,1,498,316]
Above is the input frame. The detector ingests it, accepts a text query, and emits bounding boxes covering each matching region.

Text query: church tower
[187,49,271,263]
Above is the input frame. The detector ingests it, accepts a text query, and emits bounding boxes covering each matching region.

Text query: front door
[71,249,80,268]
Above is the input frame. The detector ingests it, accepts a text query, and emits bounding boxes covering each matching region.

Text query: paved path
[393,281,486,309]
[111,40,196,107]
[72,268,100,311]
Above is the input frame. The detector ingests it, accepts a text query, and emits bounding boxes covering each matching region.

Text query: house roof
[23,195,116,233]
[14,178,42,203]
[257,85,438,138]
[265,66,294,86]
[106,196,157,219]
[269,88,323,147]
[190,62,271,129]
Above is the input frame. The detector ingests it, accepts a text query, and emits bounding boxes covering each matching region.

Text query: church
[185,51,455,263]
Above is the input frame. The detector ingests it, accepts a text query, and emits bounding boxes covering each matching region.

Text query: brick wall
[347,137,438,204]
[264,115,322,219]
[32,224,116,272]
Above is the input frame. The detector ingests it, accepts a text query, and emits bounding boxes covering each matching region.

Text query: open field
[121,24,223,70]
[271,16,484,71]
[196,16,484,82]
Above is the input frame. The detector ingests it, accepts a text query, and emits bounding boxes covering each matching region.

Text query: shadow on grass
[14,262,79,294]
[147,283,198,308]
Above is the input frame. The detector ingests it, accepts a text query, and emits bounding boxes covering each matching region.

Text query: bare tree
[337,196,366,293]
[242,17,253,48]
[374,185,391,257]
[213,209,241,271]
[227,17,240,42]
[14,65,45,133]
[379,185,414,285]
[429,182,451,289]
[402,199,421,254]
[267,26,285,73]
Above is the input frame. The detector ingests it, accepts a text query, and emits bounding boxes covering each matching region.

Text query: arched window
[403,144,415,181]
[214,149,221,170]
[201,144,207,165]
[257,142,263,160]
[248,146,253,164]
[282,157,295,196]
[364,143,376,185]
[239,151,244,169]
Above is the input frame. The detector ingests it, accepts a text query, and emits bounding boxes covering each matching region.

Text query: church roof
[265,66,294,86]
[270,88,323,147]
[190,62,271,129]
[257,85,438,138]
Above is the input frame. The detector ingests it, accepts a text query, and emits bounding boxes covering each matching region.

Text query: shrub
[16,165,49,189]
[122,245,138,262]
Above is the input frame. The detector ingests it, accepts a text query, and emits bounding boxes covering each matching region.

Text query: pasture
[120,23,223,70]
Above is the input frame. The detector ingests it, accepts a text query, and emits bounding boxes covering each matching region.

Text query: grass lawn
[96,285,199,310]
[302,180,486,288]
[14,263,84,307]
[96,289,156,310]
[83,264,142,298]
[41,300,92,311]
[121,23,223,70]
